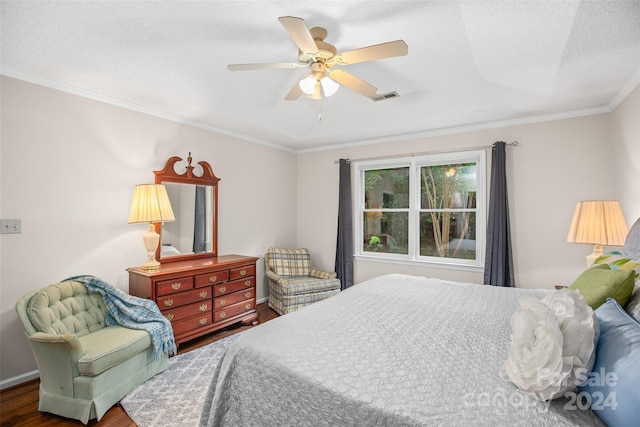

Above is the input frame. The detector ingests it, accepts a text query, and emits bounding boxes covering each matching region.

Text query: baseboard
[0,369,39,390]
[257,296,269,304]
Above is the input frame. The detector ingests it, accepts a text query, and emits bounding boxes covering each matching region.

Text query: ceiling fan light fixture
[299,75,317,95]
[320,76,339,97]
[308,81,323,100]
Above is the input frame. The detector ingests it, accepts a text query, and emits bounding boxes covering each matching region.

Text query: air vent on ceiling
[373,92,399,102]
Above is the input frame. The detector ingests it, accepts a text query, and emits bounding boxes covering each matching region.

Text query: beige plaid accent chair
[265,247,341,315]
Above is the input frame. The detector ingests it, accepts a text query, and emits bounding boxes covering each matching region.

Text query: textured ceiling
[2,1,640,152]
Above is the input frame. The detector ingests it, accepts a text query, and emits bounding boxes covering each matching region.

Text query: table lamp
[567,200,628,267]
[129,184,175,271]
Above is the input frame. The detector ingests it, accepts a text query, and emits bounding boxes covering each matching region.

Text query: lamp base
[141,222,161,271]
[585,244,604,268]
[141,259,161,271]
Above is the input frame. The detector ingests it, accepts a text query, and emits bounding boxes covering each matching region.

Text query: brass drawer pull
[219,311,226,319]
[171,282,181,291]
[244,280,251,287]
[199,317,208,325]
[239,269,247,276]
[218,286,226,294]
[244,292,251,298]
[199,303,208,311]
[219,299,227,306]
[166,313,174,321]
[163,298,174,307]
[199,290,208,298]
[245,303,251,310]
[209,275,217,283]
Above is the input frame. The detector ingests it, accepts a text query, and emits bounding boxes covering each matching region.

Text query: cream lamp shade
[129,184,175,271]
[567,200,628,267]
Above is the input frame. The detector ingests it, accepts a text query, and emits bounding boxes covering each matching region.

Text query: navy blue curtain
[193,186,206,253]
[483,141,515,287]
[335,159,354,290]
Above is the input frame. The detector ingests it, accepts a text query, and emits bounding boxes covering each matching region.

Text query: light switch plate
[1,219,22,234]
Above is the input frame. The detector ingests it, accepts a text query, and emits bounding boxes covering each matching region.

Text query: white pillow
[501,289,599,401]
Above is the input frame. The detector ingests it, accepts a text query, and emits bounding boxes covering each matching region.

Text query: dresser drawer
[156,276,194,296]
[214,277,254,297]
[214,288,254,310]
[230,265,255,280]
[194,270,229,288]
[214,299,255,323]
[157,287,212,310]
[171,312,213,336]
[163,299,212,322]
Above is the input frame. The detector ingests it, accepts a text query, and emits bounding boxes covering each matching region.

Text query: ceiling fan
[227,16,408,101]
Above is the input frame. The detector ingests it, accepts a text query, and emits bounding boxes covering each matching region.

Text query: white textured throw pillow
[501,289,599,401]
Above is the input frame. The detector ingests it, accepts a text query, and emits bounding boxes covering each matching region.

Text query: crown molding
[0,68,297,154]
[297,105,612,154]
[2,68,626,156]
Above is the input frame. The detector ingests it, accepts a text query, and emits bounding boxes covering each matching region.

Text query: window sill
[354,254,484,273]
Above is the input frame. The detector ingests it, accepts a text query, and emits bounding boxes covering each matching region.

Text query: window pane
[364,168,409,209]
[420,212,476,259]
[363,212,408,254]
[420,163,477,209]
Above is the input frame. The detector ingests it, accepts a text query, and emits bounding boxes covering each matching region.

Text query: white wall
[297,86,640,289]
[0,76,297,385]
[611,83,640,226]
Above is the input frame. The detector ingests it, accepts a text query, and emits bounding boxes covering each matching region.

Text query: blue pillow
[579,298,640,427]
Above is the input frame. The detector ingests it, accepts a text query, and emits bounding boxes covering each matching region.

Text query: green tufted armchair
[265,247,341,315]
[15,280,168,424]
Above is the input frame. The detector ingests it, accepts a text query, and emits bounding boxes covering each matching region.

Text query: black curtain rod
[334,141,519,164]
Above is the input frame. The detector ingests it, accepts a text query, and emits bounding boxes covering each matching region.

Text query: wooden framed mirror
[154,153,219,263]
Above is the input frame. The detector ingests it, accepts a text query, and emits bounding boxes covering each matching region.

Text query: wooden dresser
[127,255,259,345]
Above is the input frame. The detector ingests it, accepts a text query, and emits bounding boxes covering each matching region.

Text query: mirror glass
[160,183,215,259]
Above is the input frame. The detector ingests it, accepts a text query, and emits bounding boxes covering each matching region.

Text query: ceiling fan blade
[329,69,379,100]
[285,80,303,101]
[228,62,304,71]
[278,16,318,55]
[332,40,408,65]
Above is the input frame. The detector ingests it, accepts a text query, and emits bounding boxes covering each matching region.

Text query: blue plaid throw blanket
[66,275,177,359]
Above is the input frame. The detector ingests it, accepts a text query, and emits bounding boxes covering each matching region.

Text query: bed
[161,244,181,256]
[200,221,640,427]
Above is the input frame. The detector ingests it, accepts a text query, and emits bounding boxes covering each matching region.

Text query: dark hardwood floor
[0,303,278,426]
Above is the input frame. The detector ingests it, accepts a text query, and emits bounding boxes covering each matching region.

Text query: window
[356,150,486,269]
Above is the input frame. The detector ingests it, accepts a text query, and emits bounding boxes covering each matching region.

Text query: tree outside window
[420,163,477,260]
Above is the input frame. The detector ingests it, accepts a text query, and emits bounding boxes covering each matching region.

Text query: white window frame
[354,150,486,271]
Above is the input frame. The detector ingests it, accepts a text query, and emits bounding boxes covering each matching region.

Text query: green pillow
[569,265,635,309]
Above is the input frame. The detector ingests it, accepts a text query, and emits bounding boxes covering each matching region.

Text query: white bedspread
[200,274,604,426]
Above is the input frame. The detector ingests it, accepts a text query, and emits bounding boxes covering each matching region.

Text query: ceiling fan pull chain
[318,99,323,122]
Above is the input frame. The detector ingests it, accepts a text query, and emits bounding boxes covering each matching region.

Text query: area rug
[120,333,240,426]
